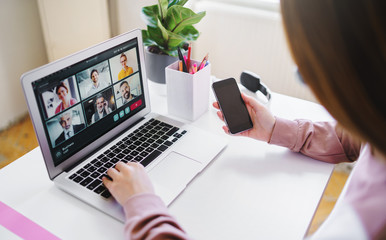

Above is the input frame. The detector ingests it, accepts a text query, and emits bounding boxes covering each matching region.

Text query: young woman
[55,81,77,114]
[118,53,134,81]
[102,1,386,239]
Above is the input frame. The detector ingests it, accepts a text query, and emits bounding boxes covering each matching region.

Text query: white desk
[0,83,334,240]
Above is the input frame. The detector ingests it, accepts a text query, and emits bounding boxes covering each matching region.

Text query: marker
[177,47,188,73]
[193,63,197,74]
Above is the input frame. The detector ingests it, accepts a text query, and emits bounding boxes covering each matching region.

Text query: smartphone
[212,78,253,134]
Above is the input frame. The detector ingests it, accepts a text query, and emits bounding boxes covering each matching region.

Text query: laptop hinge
[63,116,146,173]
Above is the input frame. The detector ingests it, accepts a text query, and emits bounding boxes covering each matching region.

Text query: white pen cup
[165,60,211,121]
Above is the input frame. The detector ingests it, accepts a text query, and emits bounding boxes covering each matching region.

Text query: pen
[177,47,188,73]
[178,60,182,72]
[198,53,209,71]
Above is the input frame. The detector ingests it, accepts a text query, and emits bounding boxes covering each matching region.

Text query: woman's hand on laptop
[212,93,276,142]
[102,162,154,205]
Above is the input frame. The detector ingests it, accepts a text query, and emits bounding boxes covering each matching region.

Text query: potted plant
[141,0,206,84]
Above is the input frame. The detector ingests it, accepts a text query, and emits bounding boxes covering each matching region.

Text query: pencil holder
[165,60,211,121]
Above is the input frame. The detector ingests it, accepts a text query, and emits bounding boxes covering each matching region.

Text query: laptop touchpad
[148,152,202,204]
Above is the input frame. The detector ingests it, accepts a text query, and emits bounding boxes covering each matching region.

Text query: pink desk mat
[0,201,60,240]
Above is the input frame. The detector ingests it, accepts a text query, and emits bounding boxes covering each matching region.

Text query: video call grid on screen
[32,38,146,166]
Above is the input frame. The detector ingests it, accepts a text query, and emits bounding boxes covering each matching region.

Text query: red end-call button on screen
[130,99,142,111]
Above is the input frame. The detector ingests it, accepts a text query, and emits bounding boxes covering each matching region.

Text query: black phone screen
[212,78,253,134]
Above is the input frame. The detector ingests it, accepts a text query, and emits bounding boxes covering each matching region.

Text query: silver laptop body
[20,29,226,222]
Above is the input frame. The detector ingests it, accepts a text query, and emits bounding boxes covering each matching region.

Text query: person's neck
[64,125,73,133]
[63,98,70,108]
[93,82,99,87]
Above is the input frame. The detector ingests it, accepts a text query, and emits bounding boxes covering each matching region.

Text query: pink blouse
[55,98,77,114]
[122,117,386,239]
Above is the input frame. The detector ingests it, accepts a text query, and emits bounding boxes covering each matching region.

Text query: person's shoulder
[70,98,77,105]
[55,132,65,145]
[118,71,124,81]
[87,89,94,96]
[103,78,110,85]
[55,103,62,113]
[91,114,96,124]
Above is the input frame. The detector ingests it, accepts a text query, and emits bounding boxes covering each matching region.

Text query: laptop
[20,29,227,222]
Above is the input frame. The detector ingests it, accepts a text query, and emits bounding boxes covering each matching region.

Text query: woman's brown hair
[280,0,386,156]
[55,81,68,94]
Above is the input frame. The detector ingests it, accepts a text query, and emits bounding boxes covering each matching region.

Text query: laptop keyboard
[68,118,187,199]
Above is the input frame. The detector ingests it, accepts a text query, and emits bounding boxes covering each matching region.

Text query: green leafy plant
[141,0,206,57]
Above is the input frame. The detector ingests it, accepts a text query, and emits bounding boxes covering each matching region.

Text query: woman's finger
[212,101,220,109]
[106,167,120,179]
[127,161,143,169]
[115,161,129,172]
[216,111,224,121]
[222,126,230,134]
[102,176,112,187]
[241,93,261,113]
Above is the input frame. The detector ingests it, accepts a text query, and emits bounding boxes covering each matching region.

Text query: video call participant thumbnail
[118,53,133,81]
[119,80,136,105]
[87,69,109,97]
[91,93,112,124]
[55,111,85,146]
[55,81,77,114]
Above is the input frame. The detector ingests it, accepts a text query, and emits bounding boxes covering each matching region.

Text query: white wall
[192,1,316,102]
[108,0,198,36]
[0,0,112,130]
[37,0,111,61]
[108,0,156,36]
[0,0,48,130]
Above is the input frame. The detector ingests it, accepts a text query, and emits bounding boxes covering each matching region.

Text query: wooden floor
[0,115,38,168]
[0,114,349,236]
[306,169,348,235]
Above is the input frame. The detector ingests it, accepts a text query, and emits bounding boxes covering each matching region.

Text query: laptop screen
[31,37,146,166]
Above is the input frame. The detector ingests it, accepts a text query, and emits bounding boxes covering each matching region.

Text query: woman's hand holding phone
[213,93,276,142]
